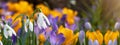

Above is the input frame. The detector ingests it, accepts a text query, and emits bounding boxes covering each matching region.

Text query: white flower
[114,22,120,30]
[85,22,92,30]
[108,40,113,45]
[37,12,50,29]
[93,40,99,45]
[24,19,33,32]
[88,39,93,45]
[4,24,16,38]
[29,21,33,32]
[0,40,3,45]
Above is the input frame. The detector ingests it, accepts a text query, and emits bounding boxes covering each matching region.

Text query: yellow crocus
[7,1,33,16]
[86,30,103,45]
[104,30,119,45]
[58,25,79,45]
[39,33,46,45]
[36,4,50,16]
[50,9,62,19]
[62,7,78,25]
[12,13,22,33]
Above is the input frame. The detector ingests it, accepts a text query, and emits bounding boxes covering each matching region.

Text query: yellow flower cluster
[58,25,79,45]
[86,30,103,45]
[104,30,119,45]
[7,1,33,16]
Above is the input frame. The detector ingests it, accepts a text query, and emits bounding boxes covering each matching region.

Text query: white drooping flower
[0,40,3,45]
[37,12,50,29]
[3,24,16,38]
[85,22,92,30]
[24,19,33,32]
[114,22,120,30]
[29,21,33,32]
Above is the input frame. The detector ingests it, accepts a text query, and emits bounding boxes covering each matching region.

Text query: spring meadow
[0,0,120,45]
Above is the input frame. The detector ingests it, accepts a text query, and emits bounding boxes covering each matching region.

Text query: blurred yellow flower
[58,25,79,45]
[7,1,33,16]
[86,30,103,45]
[50,9,62,19]
[62,7,78,25]
[0,36,2,40]
[36,4,50,16]
[104,30,119,45]
[39,33,46,45]
[12,13,22,33]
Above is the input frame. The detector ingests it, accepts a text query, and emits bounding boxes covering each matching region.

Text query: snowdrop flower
[3,24,16,38]
[37,12,50,29]
[114,22,120,30]
[85,22,92,30]
[24,18,33,32]
[29,21,33,32]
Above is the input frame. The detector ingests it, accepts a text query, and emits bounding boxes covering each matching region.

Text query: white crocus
[93,40,99,45]
[4,24,16,38]
[85,22,92,30]
[114,22,120,30]
[37,12,50,29]
[108,40,113,45]
[88,39,93,45]
[0,40,3,45]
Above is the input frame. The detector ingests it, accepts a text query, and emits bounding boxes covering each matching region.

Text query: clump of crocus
[104,22,119,45]
[85,22,103,45]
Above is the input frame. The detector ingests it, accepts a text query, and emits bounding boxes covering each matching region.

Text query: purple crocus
[48,15,58,31]
[88,39,93,45]
[65,22,77,31]
[50,32,65,45]
[108,40,112,45]
[79,30,85,44]
[93,40,99,45]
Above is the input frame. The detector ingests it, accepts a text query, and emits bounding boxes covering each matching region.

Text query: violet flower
[50,32,65,45]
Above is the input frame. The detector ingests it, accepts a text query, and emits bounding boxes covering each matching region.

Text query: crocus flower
[36,4,50,16]
[108,39,117,45]
[93,40,99,45]
[37,12,50,29]
[50,32,65,45]
[88,39,93,45]
[65,22,77,31]
[114,21,120,30]
[108,40,112,45]
[0,40,3,45]
[3,23,16,38]
[62,7,78,25]
[0,36,3,45]
[58,25,79,45]
[104,30,119,45]
[86,30,103,45]
[84,22,92,30]
[79,30,85,43]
